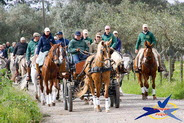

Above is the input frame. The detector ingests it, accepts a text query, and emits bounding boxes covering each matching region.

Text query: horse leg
[152,75,157,100]
[56,79,60,100]
[137,73,145,100]
[31,67,39,101]
[94,79,102,112]
[86,76,96,109]
[45,79,51,106]
[39,78,45,105]
[104,77,110,112]
[52,79,58,106]
[143,75,149,100]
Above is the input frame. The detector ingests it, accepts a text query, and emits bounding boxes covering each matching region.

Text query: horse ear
[50,42,54,46]
[106,39,112,46]
[144,41,148,47]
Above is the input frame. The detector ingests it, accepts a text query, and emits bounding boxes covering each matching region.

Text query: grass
[0,69,42,123]
[122,61,184,99]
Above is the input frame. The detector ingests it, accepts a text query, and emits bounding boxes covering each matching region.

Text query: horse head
[143,41,154,62]
[49,43,61,66]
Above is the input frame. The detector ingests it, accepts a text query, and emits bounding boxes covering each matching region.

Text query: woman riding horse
[35,27,56,79]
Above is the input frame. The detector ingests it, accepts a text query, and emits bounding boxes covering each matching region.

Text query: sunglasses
[105,29,110,30]
[96,36,101,38]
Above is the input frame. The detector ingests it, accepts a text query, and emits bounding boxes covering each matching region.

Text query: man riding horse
[134,24,164,73]
[26,32,40,81]
[68,31,89,64]
[35,27,56,79]
[13,37,28,76]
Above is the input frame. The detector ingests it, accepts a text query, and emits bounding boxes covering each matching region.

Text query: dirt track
[27,84,184,123]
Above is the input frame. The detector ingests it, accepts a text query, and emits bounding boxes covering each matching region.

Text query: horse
[0,57,7,70]
[76,40,112,112]
[134,41,157,100]
[111,51,133,93]
[39,43,61,106]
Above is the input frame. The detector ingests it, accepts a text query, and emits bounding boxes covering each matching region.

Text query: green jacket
[9,46,14,53]
[84,37,93,44]
[135,31,156,50]
[102,32,117,49]
[68,38,89,55]
[26,39,38,61]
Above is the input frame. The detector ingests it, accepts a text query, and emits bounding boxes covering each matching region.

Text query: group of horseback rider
[0,24,164,82]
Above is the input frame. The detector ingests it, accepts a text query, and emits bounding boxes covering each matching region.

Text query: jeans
[72,54,88,64]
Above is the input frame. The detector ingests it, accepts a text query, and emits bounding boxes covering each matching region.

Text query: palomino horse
[39,43,61,106]
[111,51,133,93]
[134,41,157,100]
[76,41,112,112]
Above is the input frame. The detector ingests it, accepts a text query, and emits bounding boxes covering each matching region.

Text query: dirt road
[27,84,184,123]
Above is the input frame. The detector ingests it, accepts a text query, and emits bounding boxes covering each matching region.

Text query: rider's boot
[26,66,31,81]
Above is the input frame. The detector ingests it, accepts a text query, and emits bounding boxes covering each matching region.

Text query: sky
[168,0,184,3]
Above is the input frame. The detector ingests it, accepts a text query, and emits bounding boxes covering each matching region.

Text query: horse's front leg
[137,73,145,100]
[56,79,60,100]
[151,74,157,100]
[143,74,149,100]
[31,67,39,101]
[51,79,58,106]
[39,78,45,105]
[45,78,51,106]
[94,76,102,112]
[104,75,110,112]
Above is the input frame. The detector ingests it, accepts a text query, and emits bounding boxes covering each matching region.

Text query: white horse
[9,53,17,82]
[111,51,133,93]
[0,57,7,70]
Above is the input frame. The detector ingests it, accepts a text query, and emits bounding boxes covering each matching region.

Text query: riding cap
[33,32,40,37]
[75,31,81,36]
[142,24,148,28]
[56,32,63,35]
[20,37,26,41]
[44,27,50,32]
[113,31,118,34]
[96,32,102,37]
[83,29,88,34]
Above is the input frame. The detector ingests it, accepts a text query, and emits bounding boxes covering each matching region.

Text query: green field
[0,69,42,123]
[122,61,184,99]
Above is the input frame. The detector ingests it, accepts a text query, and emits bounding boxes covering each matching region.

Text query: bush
[0,69,42,123]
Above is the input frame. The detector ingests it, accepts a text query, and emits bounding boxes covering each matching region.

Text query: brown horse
[134,41,157,100]
[76,41,112,112]
[39,43,61,106]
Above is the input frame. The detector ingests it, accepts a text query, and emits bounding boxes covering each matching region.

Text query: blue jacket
[0,49,7,58]
[36,34,56,55]
[55,38,69,47]
[115,37,122,52]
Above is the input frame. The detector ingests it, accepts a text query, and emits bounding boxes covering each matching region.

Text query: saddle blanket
[36,51,48,66]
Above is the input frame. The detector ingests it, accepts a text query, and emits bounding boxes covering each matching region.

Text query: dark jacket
[55,38,69,47]
[36,34,56,55]
[115,37,122,52]
[0,49,7,58]
[13,42,28,56]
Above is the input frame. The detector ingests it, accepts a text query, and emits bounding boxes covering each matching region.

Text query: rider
[68,31,89,64]
[9,42,16,54]
[26,32,40,81]
[0,45,7,58]
[102,25,117,52]
[113,31,122,52]
[13,37,28,76]
[134,24,164,73]
[82,29,93,47]
[36,27,56,79]
[55,31,69,47]
[90,32,102,53]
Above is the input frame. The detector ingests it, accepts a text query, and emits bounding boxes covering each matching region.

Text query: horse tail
[75,83,88,98]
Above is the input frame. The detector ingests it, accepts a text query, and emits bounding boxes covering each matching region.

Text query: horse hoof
[48,104,51,107]
[106,110,110,113]
[42,102,45,105]
[56,96,59,100]
[52,103,55,106]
